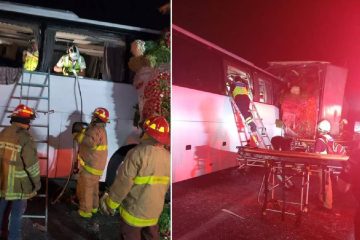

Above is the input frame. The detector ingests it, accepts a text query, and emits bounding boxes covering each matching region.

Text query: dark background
[173,0,360,124]
[9,0,170,30]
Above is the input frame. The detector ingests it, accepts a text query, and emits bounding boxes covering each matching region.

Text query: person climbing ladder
[227,75,259,147]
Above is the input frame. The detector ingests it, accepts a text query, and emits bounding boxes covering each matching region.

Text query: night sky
[173,0,360,121]
[10,0,170,30]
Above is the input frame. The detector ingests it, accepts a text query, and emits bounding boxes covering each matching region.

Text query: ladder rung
[35,140,48,143]
[36,110,52,114]
[12,96,49,100]
[17,83,48,87]
[22,70,49,76]
[31,124,49,128]
[22,215,46,219]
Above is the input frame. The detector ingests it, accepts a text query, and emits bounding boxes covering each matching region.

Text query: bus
[172,24,285,182]
[0,2,163,180]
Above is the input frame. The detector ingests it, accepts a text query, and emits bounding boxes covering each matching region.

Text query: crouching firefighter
[100,116,170,240]
[73,107,109,218]
[0,104,41,240]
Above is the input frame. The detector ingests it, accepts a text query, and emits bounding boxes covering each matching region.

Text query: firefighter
[0,104,41,240]
[314,119,335,211]
[99,116,170,240]
[23,39,39,71]
[73,107,109,218]
[228,76,258,146]
[338,146,360,239]
[54,45,86,76]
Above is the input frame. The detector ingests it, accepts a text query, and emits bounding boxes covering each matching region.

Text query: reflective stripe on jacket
[0,123,41,200]
[74,122,108,176]
[108,138,170,227]
[230,81,249,98]
[61,55,86,75]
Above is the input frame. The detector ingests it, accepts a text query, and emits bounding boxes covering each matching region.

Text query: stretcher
[238,147,349,224]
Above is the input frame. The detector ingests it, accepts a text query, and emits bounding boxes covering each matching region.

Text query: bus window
[173,32,224,94]
[226,65,253,92]
[257,77,273,104]
[51,30,126,82]
[0,21,38,84]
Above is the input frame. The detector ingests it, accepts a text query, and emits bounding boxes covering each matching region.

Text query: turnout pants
[234,95,256,132]
[76,170,100,214]
[119,217,159,240]
[318,170,333,209]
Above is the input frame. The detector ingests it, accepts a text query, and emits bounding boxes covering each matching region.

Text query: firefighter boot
[249,133,259,147]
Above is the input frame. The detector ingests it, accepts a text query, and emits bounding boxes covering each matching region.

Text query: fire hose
[51,70,85,204]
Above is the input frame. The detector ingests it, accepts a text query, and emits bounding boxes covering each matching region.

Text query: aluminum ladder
[0,70,51,231]
[226,79,273,169]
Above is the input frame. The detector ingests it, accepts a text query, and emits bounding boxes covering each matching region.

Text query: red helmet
[10,104,36,119]
[143,116,170,145]
[93,107,110,123]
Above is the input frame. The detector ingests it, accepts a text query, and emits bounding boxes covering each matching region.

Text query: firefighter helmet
[68,45,80,61]
[93,107,110,123]
[317,120,331,133]
[143,116,170,145]
[9,104,36,120]
[340,119,348,125]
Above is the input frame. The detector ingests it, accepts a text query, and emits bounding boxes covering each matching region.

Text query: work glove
[99,192,116,216]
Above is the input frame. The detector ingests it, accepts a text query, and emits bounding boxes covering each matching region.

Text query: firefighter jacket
[315,134,346,155]
[229,81,249,98]
[74,121,108,176]
[106,138,170,227]
[23,50,39,71]
[56,55,86,76]
[315,134,333,154]
[0,123,41,200]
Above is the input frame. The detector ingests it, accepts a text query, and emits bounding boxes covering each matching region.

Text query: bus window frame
[223,60,254,97]
[253,72,274,105]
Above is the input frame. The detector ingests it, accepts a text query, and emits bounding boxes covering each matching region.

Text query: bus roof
[173,24,283,83]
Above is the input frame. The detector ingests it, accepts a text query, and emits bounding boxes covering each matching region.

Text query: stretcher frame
[238,147,348,223]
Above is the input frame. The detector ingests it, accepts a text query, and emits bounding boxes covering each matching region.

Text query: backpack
[320,135,347,155]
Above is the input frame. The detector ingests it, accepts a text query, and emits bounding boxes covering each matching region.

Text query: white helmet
[317,120,331,133]
[68,45,80,61]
